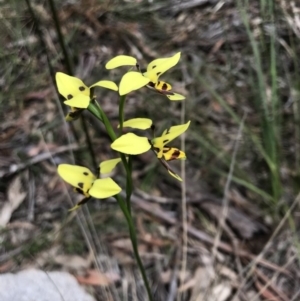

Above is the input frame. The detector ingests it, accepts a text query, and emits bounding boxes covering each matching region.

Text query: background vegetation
[1,0,300,300]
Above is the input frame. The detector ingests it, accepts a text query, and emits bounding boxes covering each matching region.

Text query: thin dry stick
[2,144,80,177]
[173,61,188,300]
[27,170,35,221]
[252,263,292,301]
[291,286,300,301]
[29,258,67,301]
[168,263,180,301]
[75,209,118,301]
[212,113,246,271]
[167,94,188,301]
[177,87,188,301]
[82,206,121,301]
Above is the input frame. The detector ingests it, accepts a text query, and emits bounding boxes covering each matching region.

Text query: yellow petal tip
[106,55,137,69]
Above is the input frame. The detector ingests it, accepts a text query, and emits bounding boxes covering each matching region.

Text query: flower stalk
[115,194,153,301]
[88,100,151,299]
[55,52,188,301]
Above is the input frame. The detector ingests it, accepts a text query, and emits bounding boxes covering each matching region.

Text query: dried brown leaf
[0,176,27,227]
[0,260,14,273]
[211,283,232,301]
[189,267,215,301]
[54,255,90,271]
[75,269,119,287]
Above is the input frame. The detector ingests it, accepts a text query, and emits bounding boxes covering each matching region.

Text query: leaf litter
[1,0,300,300]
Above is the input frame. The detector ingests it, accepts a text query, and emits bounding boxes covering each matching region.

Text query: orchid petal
[89,178,122,198]
[105,55,137,69]
[64,94,90,108]
[120,118,152,130]
[166,92,186,101]
[157,147,187,161]
[146,52,181,82]
[154,81,172,91]
[99,158,122,174]
[119,72,150,95]
[167,169,182,181]
[111,133,151,155]
[56,72,89,99]
[153,121,190,149]
[156,158,183,181]
[57,164,95,195]
[90,80,118,91]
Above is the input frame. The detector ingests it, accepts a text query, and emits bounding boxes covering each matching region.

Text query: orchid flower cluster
[57,52,190,210]
[56,52,190,299]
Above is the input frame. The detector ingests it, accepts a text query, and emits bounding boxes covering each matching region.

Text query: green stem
[90,101,116,140]
[125,156,133,214]
[118,95,132,212]
[118,95,126,136]
[87,101,103,122]
[87,101,151,295]
[115,195,153,301]
[48,0,73,73]
[96,101,133,212]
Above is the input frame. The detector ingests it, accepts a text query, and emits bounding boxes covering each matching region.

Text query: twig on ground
[1,144,81,177]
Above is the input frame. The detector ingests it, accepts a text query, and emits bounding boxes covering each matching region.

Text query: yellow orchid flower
[58,159,122,210]
[105,53,185,100]
[111,118,190,180]
[55,72,118,120]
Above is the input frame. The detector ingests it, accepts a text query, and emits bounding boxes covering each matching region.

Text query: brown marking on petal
[67,94,73,99]
[162,83,168,90]
[157,72,161,76]
[163,139,169,143]
[170,149,181,160]
[75,187,84,195]
[83,172,89,176]
[163,147,171,153]
[152,65,156,69]
[68,111,77,118]
[153,147,160,153]
[148,81,155,88]
[66,109,84,121]
[78,182,84,189]
[79,86,85,91]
